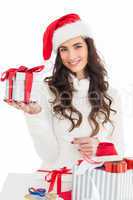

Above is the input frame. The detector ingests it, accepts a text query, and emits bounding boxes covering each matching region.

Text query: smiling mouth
[69,59,81,66]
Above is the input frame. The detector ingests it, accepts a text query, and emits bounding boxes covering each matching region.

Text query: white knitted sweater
[24,73,125,170]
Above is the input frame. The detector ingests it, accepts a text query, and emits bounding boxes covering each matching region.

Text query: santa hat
[43,13,93,60]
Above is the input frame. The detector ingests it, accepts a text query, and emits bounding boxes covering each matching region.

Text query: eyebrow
[59,42,83,49]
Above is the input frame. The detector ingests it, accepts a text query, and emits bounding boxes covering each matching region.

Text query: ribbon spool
[28,187,47,197]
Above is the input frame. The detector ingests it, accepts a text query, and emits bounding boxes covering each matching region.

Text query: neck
[76,70,85,80]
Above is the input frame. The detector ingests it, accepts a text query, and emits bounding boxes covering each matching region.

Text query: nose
[68,49,77,61]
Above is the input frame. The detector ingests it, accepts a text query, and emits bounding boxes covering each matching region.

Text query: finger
[79,143,98,149]
[76,137,99,146]
[23,105,31,113]
[29,102,38,110]
[83,155,93,162]
[24,103,41,114]
[79,143,92,148]
[4,99,14,105]
[17,102,35,113]
[79,149,93,154]
[28,103,41,113]
[10,101,22,109]
[73,137,90,144]
[83,151,94,157]
[79,147,97,154]
[79,147,93,152]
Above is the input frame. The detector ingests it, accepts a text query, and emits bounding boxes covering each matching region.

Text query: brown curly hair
[43,37,116,136]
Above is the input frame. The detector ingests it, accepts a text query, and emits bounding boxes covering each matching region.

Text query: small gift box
[72,158,133,200]
[37,167,72,200]
[1,65,45,103]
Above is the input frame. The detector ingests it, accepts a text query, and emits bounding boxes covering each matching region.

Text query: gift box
[37,167,72,200]
[72,158,133,200]
[1,65,45,103]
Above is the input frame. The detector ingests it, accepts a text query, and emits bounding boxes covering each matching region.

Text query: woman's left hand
[72,136,100,158]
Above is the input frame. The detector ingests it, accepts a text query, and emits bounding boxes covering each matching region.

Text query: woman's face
[58,36,88,75]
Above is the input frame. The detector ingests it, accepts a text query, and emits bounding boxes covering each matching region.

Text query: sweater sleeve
[95,87,125,157]
[24,81,60,163]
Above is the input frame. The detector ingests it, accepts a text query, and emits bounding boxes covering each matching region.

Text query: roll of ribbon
[104,160,127,173]
[124,157,133,169]
[28,187,47,197]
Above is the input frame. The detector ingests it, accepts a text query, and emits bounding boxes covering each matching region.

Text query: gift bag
[37,167,72,200]
[72,159,133,200]
[1,65,45,103]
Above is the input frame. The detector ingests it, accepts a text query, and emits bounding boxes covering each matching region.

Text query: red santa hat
[43,13,93,60]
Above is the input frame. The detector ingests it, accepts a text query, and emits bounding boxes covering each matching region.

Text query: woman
[5,13,125,170]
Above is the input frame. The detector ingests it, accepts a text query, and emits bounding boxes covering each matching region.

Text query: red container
[124,157,133,169]
[104,160,127,173]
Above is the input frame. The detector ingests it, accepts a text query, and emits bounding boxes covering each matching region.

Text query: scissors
[28,187,47,197]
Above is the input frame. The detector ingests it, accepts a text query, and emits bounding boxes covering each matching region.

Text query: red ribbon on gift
[1,65,44,103]
[37,167,72,195]
[24,65,44,103]
[1,66,25,102]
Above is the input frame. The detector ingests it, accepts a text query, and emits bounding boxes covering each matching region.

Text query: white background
[0,0,133,192]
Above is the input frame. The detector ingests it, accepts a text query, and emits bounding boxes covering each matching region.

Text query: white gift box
[72,161,133,200]
[12,71,44,102]
[3,66,45,103]
[36,168,72,193]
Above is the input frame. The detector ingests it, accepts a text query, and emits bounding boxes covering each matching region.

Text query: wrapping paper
[72,159,133,200]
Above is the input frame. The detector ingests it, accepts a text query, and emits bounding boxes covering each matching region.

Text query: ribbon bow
[1,65,44,103]
[37,167,72,195]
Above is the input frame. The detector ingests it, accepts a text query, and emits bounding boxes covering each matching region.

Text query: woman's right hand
[4,99,42,114]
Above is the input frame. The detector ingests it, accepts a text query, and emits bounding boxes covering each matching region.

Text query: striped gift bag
[72,159,133,200]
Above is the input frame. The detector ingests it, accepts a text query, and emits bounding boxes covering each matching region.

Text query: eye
[75,45,82,49]
[60,48,67,52]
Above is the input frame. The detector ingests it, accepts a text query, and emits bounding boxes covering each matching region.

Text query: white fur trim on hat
[53,20,93,52]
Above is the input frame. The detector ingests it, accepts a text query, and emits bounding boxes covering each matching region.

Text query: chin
[69,66,85,73]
